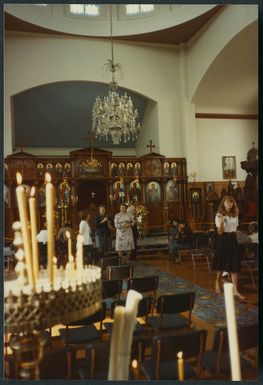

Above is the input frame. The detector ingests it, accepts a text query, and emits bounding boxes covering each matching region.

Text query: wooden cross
[18,138,25,152]
[252,141,255,148]
[147,140,155,153]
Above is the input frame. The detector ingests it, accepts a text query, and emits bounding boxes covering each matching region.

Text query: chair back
[213,323,258,353]
[152,329,207,380]
[102,279,123,300]
[39,347,75,379]
[86,341,110,380]
[127,276,159,298]
[106,265,134,280]
[157,292,195,314]
[109,297,152,319]
[101,256,122,271]
[196,232,210,248]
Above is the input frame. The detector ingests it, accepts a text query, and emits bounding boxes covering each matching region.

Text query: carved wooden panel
[142,159,161,177]
[11,159,35,179]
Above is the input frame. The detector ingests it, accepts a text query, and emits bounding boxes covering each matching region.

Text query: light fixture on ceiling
[91,5,141,145]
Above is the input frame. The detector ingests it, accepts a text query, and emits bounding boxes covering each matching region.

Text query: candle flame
[131,360,138,369]
[16,172,22,185]
[30,186,35,197]
[66,230,71,239]
[177,351,183,359]
[45,173,51,183]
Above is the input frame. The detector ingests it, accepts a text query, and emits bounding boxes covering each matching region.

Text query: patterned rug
[131,261,258,328]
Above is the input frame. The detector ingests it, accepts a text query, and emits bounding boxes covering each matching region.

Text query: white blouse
[215,213,238,233]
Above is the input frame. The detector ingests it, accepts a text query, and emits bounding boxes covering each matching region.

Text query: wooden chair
[127,276,159,300]
[106,265,134,281]
[103,297,153,336]
[201,323,258,377]
[59,302,106,347]
[148,292,196,333]
[141,329,207,380]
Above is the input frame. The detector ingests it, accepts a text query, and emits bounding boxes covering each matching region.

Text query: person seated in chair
[170,220,193,264]
[248,222,258,244]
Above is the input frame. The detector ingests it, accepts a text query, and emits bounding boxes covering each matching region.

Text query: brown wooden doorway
[77,181,107,231]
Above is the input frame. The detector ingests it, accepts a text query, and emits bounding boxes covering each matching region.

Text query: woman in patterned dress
[114,204,135,264]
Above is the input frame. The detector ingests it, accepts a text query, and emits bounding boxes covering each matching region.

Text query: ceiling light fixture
[91,5,141,145]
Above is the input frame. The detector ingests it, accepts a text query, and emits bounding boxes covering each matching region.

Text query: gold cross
[147,140,155,153]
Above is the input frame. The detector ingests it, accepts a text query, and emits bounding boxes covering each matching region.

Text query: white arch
[188,4,258,101]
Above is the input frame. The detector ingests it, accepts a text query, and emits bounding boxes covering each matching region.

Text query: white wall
[4,32,181,158]
[196,118,258,181]
[136,100,159,156]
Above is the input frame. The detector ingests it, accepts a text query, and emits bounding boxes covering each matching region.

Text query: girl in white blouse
[212,195,245,300]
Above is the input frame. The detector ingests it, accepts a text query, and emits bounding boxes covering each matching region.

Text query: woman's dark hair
[217,195,239,217]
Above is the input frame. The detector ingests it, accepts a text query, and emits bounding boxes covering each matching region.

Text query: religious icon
[4,184,9,205]
[113,181,125,204]
[146,181,161,203]
[59,179,71,205]
[64,163,71,177]
[38,186,46,207]
[171,162,177,176]
[126,163,133,177]
[166,180,178,202]
[163,162,170,176]
[129,180,142,203]
[46,163,53,174]
[55,163,63,176]
[4,163,8,175]
[118,163,125,177]
[111,162,118,177]
[134,162,141,177]
[222,156,236,179]
[191,191,201,202]
[37,163,44,177]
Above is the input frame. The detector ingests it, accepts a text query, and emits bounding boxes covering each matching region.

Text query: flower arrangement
[135,205,149,233]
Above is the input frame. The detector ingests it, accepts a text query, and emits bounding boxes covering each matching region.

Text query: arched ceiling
[5,4,223,45]
[193,21,258,113]
[13,82,149,149]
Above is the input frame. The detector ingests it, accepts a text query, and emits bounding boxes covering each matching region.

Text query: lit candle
[45,173,55,285]
[118,290,142,380]
[66,230,72,258]
[29,186,39,281]
[16,172,35,289]
[76,234,83,283]
[223,283,241,380]
[108,306,125,380]
[177,351,184,381]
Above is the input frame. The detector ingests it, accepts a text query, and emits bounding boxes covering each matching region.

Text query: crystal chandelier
[92,5,141,145]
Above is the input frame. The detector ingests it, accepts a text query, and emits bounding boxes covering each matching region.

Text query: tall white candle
[16,172,35,289]
[45,173,55,285]
[108,306,125,380]
[223,283,241,381]
[29,186,39,281]
[66,230,72,258]
[118,290,142,380]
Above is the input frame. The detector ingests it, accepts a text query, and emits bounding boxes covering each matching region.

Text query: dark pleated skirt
[212,232,241,273]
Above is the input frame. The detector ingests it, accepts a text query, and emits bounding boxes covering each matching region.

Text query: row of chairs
[23,321,257,380]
